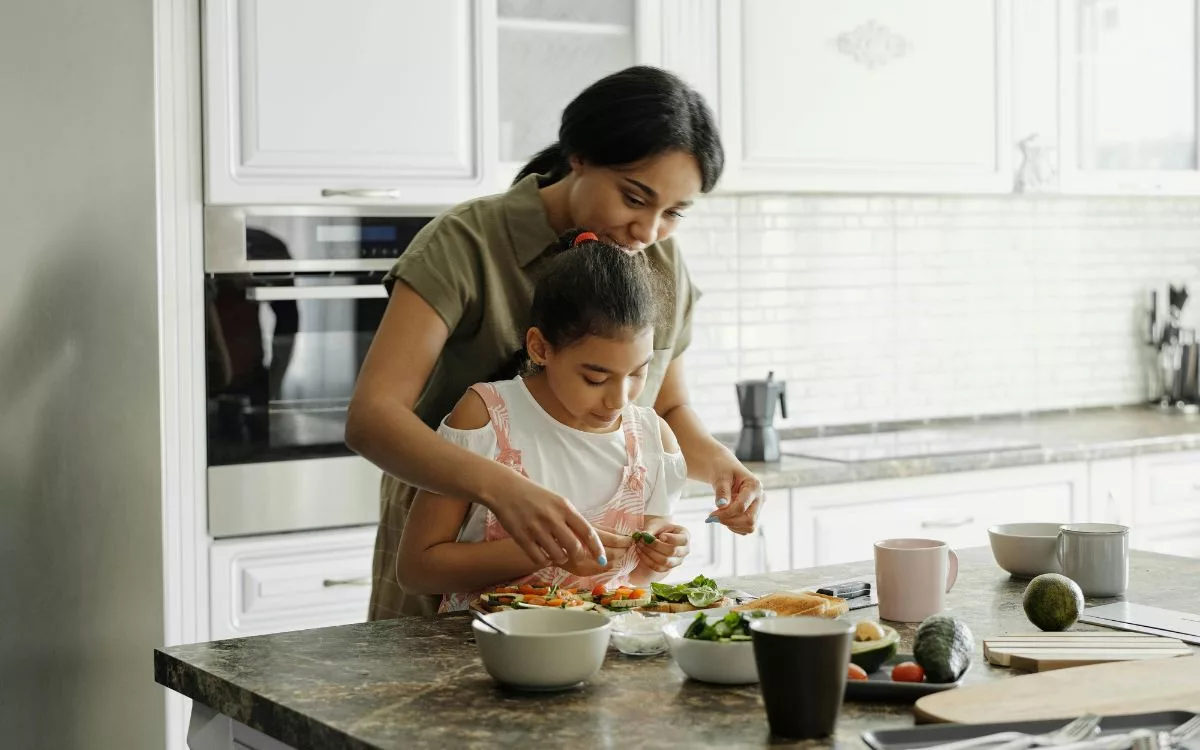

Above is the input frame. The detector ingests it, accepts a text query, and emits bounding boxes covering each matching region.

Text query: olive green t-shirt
[384,173,701,427]
[368,173,701,620]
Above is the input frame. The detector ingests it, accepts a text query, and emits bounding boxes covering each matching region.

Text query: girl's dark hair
[529,229,664,357]
[515,65,724,193]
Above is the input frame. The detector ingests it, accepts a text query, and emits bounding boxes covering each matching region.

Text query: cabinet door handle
[921,516,975,529]
[320,188,402,200]
[323,577,371,587]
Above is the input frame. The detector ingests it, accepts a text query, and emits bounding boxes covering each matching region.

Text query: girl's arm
[395,390,546,596]
[347,282,603,567]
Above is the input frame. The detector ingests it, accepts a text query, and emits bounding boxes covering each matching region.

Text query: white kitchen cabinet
[792,463,1087,568]
[1058,0,1200,194]
[732,489,792,576]
[209,527,375,640]
[203,0,495,205]
[1088,457,1135,527]
[1130,451,1200,558]
[493,0,662,187]
[1134,520,1200,558]
[716,0,1013,194]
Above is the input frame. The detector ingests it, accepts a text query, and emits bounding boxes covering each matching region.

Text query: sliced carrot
[546,599,564,607]
[533,587,550,596]
[599,596,613,606]
[525,596,547,606]
[591,584,607,597]
[518,584,536,595]
[498,586,519,594]
[631,589,646,600]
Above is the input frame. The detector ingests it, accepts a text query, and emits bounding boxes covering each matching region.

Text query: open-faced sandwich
[476,582,597,612]
[731,590,848,618]
[639,575,732,613]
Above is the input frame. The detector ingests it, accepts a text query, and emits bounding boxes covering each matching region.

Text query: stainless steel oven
[204,206,433,537]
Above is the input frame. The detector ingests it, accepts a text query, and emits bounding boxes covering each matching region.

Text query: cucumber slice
[604,596,652,609]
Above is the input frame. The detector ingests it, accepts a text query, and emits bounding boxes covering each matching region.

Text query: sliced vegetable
[651,575,726,608]
[682,610,770,643]
[848,664,869,681]
[891,662,926,683]
[631,531,657,544]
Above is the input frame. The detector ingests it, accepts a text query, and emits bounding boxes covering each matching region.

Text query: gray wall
[0,0,165,747]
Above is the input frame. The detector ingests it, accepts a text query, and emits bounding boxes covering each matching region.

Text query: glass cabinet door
[496,0,656,171]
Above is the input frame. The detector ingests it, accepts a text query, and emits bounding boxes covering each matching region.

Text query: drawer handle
[320,188,401,200]
[921,517,975,529]
[323,577,371,587]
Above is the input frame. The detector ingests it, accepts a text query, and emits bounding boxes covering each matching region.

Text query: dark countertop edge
[681,415,1200,499]
[154,649,373,750]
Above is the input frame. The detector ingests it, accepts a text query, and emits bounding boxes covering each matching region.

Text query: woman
[346,66,764,619]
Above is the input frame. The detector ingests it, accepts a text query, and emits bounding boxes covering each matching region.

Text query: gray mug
[1057,523,1129,597]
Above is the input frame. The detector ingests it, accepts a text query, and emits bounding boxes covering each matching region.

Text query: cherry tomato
[848,664,869,681]
[591,584,607,597]
[891,662,926,683]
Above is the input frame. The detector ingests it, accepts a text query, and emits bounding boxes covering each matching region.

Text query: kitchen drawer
[662,496,734,583]
[1133,452,1200,526]
[210,527,376,640]
[793,463,1086,568]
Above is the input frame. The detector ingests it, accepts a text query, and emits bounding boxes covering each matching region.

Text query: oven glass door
[206,273,387,465]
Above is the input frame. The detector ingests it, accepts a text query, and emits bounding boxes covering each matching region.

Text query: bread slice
[639,596,732,614]
[732,591,848,618]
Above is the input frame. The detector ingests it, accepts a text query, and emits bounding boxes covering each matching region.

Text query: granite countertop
[155,547,1200,750]
[683,406,1200,498]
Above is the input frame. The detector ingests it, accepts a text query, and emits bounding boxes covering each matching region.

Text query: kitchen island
[156,547,1200,750]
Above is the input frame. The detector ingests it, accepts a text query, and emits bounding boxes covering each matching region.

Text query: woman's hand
[634,518,690,573]
[487,473,607,568]
[560,529,632,578]
[700,450,763,536]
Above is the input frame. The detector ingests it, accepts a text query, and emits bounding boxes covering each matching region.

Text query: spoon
[471,610,511,636]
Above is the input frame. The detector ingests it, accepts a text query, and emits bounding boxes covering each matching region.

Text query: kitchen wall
[678,195,1200,434]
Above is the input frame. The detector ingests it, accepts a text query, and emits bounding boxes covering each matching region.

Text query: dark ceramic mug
[749,616,854,739]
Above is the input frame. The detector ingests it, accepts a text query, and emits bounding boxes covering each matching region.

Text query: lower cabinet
[209,527,376,640]
[792,463,1088,568]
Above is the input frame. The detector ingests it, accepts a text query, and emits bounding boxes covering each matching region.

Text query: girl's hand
[702,453,763,536]
[560,529,632,578]
[634,519,690,573]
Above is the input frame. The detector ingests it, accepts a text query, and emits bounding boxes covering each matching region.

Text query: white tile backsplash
[677,194,1200,434]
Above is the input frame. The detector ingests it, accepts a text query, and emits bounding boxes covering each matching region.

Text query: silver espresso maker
[735,371,788,463]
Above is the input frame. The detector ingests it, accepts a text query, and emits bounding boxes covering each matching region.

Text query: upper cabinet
[494,0,662,185]
[1058,0,1200,194]
[203,0,496,205]
[716,0,1013,194]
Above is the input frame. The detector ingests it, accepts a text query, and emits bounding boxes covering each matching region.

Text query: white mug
[873,538,959,623]
[1057,523,1129,597]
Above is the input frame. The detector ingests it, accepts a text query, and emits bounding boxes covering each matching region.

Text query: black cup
[749,616,854,739]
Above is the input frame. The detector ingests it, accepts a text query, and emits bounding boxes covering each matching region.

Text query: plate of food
[844,615,973,702]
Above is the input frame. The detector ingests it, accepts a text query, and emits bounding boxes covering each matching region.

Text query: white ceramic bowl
[988,522,1064,578]
[472,608,611,690]
[662,613,762,685]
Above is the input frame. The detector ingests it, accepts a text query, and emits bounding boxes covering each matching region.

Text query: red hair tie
[572,231,599,247]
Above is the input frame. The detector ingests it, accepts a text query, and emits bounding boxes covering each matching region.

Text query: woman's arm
[653,355,763,535]
[346,282,603,566]
[396,392,546,595]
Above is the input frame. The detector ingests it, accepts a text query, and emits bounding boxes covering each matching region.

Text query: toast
[732,591,848,618]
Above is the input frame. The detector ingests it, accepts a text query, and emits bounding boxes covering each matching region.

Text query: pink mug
[873,538,959,623]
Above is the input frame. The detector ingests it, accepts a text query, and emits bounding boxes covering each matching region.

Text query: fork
[1164,715,1200,748]
[918,714,1102,750]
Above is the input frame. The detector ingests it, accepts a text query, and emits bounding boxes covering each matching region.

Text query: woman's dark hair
[515,65,724,193]
[528,229,665,358]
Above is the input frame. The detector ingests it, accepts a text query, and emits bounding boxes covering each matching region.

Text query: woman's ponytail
[513,142,570,186]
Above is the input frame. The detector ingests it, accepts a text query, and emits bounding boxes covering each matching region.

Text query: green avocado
[913,614,975,683]
[1022,574,1085,632]
[850,624,900,673]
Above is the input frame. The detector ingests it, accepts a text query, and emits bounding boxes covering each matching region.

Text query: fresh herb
[651,575,725,607]
[631,531,657,544]
[682,610,770,642]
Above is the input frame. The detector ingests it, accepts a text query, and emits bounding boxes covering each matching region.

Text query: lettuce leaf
[651,575,722,604]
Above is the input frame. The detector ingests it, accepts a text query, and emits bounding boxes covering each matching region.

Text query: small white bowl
[609,610,673,656]
[988,522,1064,578]
[472,608,611,691]
[663,613,762,685]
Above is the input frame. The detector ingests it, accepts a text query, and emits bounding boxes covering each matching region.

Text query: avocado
[850,624,900,673]
[1022,574,1084,632]
[913,614,974,683]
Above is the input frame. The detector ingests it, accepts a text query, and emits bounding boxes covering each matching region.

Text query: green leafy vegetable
[651,575,724,607]
[631,531,657,545]
[682,610,770,642]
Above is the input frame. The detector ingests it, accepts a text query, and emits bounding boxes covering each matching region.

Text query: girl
[396,230,688,609]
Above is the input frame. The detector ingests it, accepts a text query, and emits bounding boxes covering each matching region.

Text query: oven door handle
[245,285,388,302]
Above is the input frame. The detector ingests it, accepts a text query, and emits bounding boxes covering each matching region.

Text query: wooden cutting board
[914,654,1200,724]
[984,631,1193,672]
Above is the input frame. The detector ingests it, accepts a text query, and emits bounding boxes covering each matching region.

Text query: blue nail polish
[598,555,608,566]
[705,515,719,524]
[716,497,729,507]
